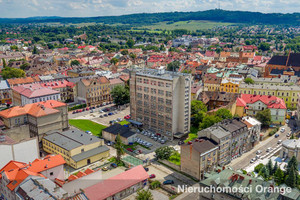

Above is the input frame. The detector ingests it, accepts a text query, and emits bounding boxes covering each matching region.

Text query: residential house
[6,76,41,87]
[180,137,218,180]
[0,155,66,200]
[203,76,222,92]
[0,80,11,104]
[235,94,287,125]
[42,129,109,169]
[219,78,240,93]
[77,76,110,106]
[239,83,300,109]
[241,116,261,147]
[67,69,95,77]
[40,80,76,102]
[102,124,136,145]
[12,83,60,106]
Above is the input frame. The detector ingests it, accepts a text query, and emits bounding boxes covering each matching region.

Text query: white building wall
[40,165,65,181]
[12,138,39,166]
[0,145,14,169]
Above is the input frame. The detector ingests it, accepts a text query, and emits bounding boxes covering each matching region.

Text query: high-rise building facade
[130,67,191,140]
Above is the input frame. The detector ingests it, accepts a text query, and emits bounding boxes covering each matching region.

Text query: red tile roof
[236,94,286,109]
[84,165,148,200]
[13,84,59,98]
[0,155,65,191]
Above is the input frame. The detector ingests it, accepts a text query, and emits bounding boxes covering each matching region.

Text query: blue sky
[0,0,299,18]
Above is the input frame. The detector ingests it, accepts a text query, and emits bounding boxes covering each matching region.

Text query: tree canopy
[70,60,80,66]
[255,109,271,126]
[1,67,26,79]
[111,85,130,106]
[244,77,254,84]
[167,61,180,71]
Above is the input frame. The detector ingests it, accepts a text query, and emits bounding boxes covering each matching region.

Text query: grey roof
[240,83,300,91]
[17,176,67,200]
[103,124,136,138]
[0,80,10,90]
[44,130,101,151]
[282,139,300,149]
[71,146,109,162]
[132,68,191,81]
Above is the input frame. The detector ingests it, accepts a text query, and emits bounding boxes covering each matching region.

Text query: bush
[150,180,161,189]
[269,127,279,136]
[68,104,87,111]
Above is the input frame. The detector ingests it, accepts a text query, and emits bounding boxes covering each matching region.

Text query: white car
[256,150,262,154]
[250,158,256,163]
[278,140,282,144]
[266,147,272,152]
[280,128,285,133]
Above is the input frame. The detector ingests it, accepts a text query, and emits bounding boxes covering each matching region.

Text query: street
[229,124,290,170]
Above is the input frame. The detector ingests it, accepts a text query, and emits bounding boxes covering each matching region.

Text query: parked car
[144,167,149,172]
[102,166,108,171]
[278,140,282,144]
[85,131,92,135]
[250,158,256,163]
[104,114,108,117]
[275,134,279,138]
[127,148,133,152]
[100,115,103,118]
[149,174,156,179]
[111,163,117,168]
[163,180,174,185]
[72,111,76,114]
[160,140,166,144]
[266,147,272,152]
[178,141,184,145]
[280,128,285,133]
[256,150,262,154]
[256,155,261,159]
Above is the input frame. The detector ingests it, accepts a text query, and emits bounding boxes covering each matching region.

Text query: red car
[149,174,156,179]
[124,115,131,119]
[127,148,133,152]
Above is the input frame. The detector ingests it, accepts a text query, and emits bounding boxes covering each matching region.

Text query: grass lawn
[168,152,181,166]
[140,20,235,31]
[119,120,130,125]
[69,119,107,136]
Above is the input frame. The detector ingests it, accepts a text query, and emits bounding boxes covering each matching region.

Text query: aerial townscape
[0,2,300,200]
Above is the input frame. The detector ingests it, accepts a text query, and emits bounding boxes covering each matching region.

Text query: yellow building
[42,129,110,169]
[239,83,300,109]
[77,76,111,106]
[203,77,222,92]
[219,78,240,93]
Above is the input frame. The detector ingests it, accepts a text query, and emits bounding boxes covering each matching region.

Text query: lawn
[119,120,130,125]
[184,126,199,143]
[140,20,235,31]
[168,152,181,166]
[69,119,107,137]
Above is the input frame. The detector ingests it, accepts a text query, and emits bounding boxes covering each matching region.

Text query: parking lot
[69,104,130,126]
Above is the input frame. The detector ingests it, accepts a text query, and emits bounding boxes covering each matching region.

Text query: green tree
[273,161,278,175]
[255,109,271,127]
[254,163,264,173]
[2,58,6,68]
[155,146,175,160]
[10,45,18,51]
[215,108,233,120]
[266,160,273,175]
[191,100,207,116]
[259,166,270,179]
[258,42,271,51]
[129,52,136,60]
[70,60,80,66]
[245,40,251,45]
[33,45,38,54]
[110,57,119,65]
[20,63,30,70]
[126,39,135,48]
[192,111,205,127]
[121,49,128,55]
[274,168,285,185]
[135,189,153,200]
[1,67,26,79]
[111,85,130,106]
[167,61,180,71]
[199,115,221,130]
[115,133,125,163]
[286,167,297,188]
[286,156,298,174]
[244,77,254,84]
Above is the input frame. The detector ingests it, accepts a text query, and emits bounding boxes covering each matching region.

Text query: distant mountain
[0,10,299,25]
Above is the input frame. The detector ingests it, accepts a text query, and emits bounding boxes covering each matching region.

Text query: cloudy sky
[0,0,299,18]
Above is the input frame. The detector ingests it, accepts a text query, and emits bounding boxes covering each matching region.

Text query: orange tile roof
[84,168,95,175]
[81,76,109,86]
[7,76,41,87]
[68,175,78,181]
[0,155,65,191]
[0,100,64,118]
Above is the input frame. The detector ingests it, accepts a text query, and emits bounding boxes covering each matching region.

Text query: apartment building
[77,76,110,106]
[239,83,300,109]
[130,68,191,140]
[0,100,68,140]
[42,129,109,169]
[12,83,60,106]
[203,76,222,92]
[219,78,240,93]
[40,80,76,102]
[181,137,218,180]
[280,139,300,161]
[235,94,287,125]
[0,80,11,104]
[198,119,250,166]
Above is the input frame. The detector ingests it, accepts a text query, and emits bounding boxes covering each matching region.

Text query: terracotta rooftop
[236,94,286,109]
[7,77,40,87]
